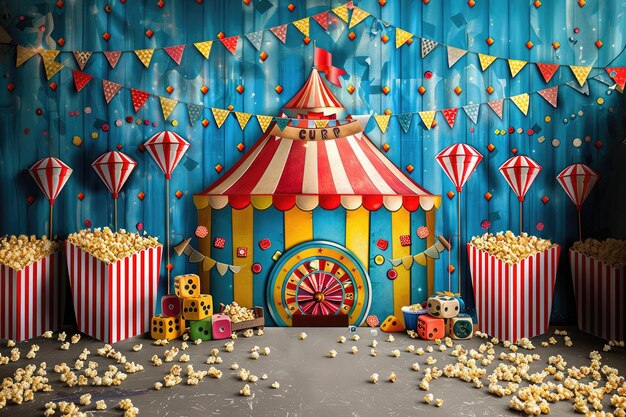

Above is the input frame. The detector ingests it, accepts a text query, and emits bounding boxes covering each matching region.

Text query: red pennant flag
[312,12,329,30]
[131,88,150,112]
[102,80,122,104]
[72,70,93,92]
[103,51,122,69]
[269,24,288,43]
[220,36,239,55]
[536,63,559,83]
[537,85,558,108]
[487,99,504,120]
[164,45,185,65]
[314,47,346,87]
[441,108,458,128]
[605,67,626,90]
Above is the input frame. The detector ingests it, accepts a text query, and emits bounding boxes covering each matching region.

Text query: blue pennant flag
[463,103,480,125]
[187,103,203,126]
[566,80,590,95]
[397,113,413,133]
[275,117,290,131]
[245,30,263,51]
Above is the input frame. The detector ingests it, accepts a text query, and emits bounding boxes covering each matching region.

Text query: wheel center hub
[313,292,325,302]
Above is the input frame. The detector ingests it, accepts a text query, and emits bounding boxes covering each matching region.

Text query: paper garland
[418,111,436,130]
[73,51,92,70]
[487,99,504,120]
[537,86,558,108]
[269,25,288,43]
[103,51,122,68]
[245,31,264,51]
[478,54,497,71]
[160,96,178,120]
[164,45,185,65]
[292,18,310,37]
[134,49,154,68]
[389,235,450,269]
[421,39,438,58]
[373,114,390,133]
[212,108,230,128]
[395,28,413,49]
[570,65,593,87]
[508,59,527,78]
[349,7,370,29]
[174,238,242,275]
[510,93,530,115]
[447,46,467,68]
[234,111,252,130]
[194,41,213,59]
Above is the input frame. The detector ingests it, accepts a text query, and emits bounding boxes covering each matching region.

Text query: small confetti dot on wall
[84,219,92,227]
[481,220,491,229]
[447,191,455,199]
[536,222,544,231]
[136,222,143,231]
[77,192,84,201]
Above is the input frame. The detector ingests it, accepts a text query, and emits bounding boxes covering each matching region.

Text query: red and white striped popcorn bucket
[468,244,561,342]
[0,251,67,341]
[569,249,625,341]
[65,241,162,344]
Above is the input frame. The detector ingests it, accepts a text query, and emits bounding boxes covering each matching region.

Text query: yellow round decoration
[544,116,551,123]
[597,98,604,105]
[171,120,178,127]
[374,255,385,265]
[91,132,98,139]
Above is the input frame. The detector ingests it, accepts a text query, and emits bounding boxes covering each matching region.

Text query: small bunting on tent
[72,70,93,92]
[187,103,203,125]
[389,236,449,269]
[211,108,230,128]
[234,111,252,130]
[349,7,370,28]
[164,45,185,65]
[102,80,122,104]
[293,17,310,37]
[332,3,349,23]
[418,110,436,130]
[16,45,37,67]
[312,12,329,30]
[352,114,371,130]
[478,53,497,71]
[421,38,438,58]
[569,65,592,87]
[487,99,504,119]
[245,30,264,51]
[174,239,243,275]
[537,85,558,108]
[256,115,274,132]
[463,103,480,125]
[131,89,150,112]
[269,25,288,43]
[160,96,178,120]
[73,51,92,70]
[510,93,530,115]
[220,36,239,55]
[605,67,626,89]
[508,59,527,78]
[103,51,122,68]
[565,79,590,95]
[447,46,467,68]
[536,63,559,83]
[314,119,329,128]
[441,108,458,128]
[216,263,230,276]
[194,41,213,59]
[395,28,413,49]
[134,49,154,68]
[275,117,290,131]
[373,114,390,133]
[397,113,412,133]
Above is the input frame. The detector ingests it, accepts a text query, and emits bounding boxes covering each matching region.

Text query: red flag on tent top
[29,157,73,205]
[143,131,190,179]
[499,155,542,202]
[92,151,137,199]
[435,143,483,192]
[314,47,347,87]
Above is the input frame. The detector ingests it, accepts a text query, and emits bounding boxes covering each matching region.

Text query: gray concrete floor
[0,326,624,417]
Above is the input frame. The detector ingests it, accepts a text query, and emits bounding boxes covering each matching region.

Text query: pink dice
[161,295,182,317]
[211,314,232,340]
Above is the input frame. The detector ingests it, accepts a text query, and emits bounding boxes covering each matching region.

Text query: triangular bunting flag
[275,117,290,131]
[73,51,92,70]
[353,115,371,130]
[389,259,402,267]
[188,249,205,263]
[216,262,229,276]
[418,110,437,130]
[202,257,216,271]
[234,112,252,130]
[229,265,242,274]
[349,7,370,28]
[373,114,391,133]
[332,4,349,23]
[245,30,264,51]
[164,45,185,65]
[314,119,329,128]
[413,253,427,266]
[570,65,592,87]
[293,17,310,37]
[395,28,413,49]
[510,93,530,115]
[463,103,480,125]
[159,96,178,120]
[536,63,559,83]
[42,56,64,80]
[312,12,329,31]
[16,46,37,67]
[447,46,467,68]
[605,67,626,90]
[401,256,413,270]
[487,99,504,119]
[0,25,12,44]
[103,51,122,69]
[72,70,93,92]
[421,38,438,58]
[39,50,60,61]
[131,89,150,112]
[194,41,213,59]
[187,103,203,125]
[508,59,527,78]
[134,49,154,68]
[102,80,122,104]
[397,113,412,133]
[220,36,239,55]
[256,115,274,132]
[478,53,497,71]
[211,108,230,128]
[593,72,615,86]
[423,245,440,260]
[537,86,558,108]
[441,108,458,128]
[565,80,590,95]
[269,25,288,43]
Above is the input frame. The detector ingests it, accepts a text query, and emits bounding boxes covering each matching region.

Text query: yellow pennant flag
[314,119,329,128]
[234,112,252,130]
[39,50,63,80]
[395,28,413,49]
[332,4,349,23]
[349,7,370,28]
[292,17,310,37]
[478,53,497,71]
[413,253,427,266]
[202,257,216,271]
[401,256,413,270]
[194,41,213,59]
[39,49,60,61]
[134,49,154,68]
[0,25,12,44]
[211,108,230,128]
[373,114,391,133]
[510,93,530,115]
[508,59,527,78]
[256,115,273,132]
[418,110,437,130]
[569,65,592,87]
[159,96,178,120]
[16,46,37,67]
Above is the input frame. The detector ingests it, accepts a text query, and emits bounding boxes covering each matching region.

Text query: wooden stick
[114,198,118,231]
[519,201,523,235]
[166,178,171,295]
[578,210,583,242]
[49,205,53,240]
[457,191,461,295]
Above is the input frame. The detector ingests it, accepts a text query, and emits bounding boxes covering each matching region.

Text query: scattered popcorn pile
[221,302,256,323]
[571,238,626,268]
[67,228,161,264]
[470,231,554,264]
[0,235,61,270]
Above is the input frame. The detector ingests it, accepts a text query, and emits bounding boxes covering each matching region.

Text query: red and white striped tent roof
[282,68,344,117]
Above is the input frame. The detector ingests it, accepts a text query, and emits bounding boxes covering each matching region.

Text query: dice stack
[417,294,473,341]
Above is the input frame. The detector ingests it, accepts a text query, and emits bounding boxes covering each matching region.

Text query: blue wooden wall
[1,0,625,324]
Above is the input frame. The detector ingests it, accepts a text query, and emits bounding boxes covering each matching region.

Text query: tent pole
[166,178,171,295]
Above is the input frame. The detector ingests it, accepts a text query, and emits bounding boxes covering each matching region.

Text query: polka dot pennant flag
[314,119,329,128]
[187,103,203,125]
[256,115,274,132]
[269,24,288,43]
[245,30,264,51]
[16,45,37,67]
[72,70,93,92]
[160,96,178,120]
[164,45,185,65]
[332,3,349,23]
[131,88,150,112]
[569,65,592,87]
[605,67,626,90]
[234,112,252,130]
[536,63,559,83]
[312,12,329,31]
[211,108,230,128]
[510,93,530,115]
[463,104,480,125]
[441,108,458,128]
[418,110,436,130]
[194,41,213,59]
[508,59,527,78]
[478,53,496,71]
[102,80,122,104]
[349,7,369,28]
[395,28,413,49]
[397,113,413,133]
[292,17,310,37]
[421,38,438,58]
[373,114,391,133]
[103,50,122,68]
[537,85,558,108]
[134,49,154,68]
[447,46,467,68]
[220,36,239,55]
[275,117,290,131]
[487,99,504,119]
[73,51,92,70]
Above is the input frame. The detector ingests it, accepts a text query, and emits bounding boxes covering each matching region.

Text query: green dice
[189,317,213,341]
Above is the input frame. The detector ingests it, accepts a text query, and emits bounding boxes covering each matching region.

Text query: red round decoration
[252,263,262,273]
[508,127,515,134]
[481,220,491,229]
[387,269,398,280]
[102,124,110,132]
[527,129,534,136]
[36,108,43,116]
[366,315,380,327]
[84,219,92,227]
[144,119,150,125]
[195,226,208,238]
[424,71,433,79]
[574,27,580,33]
[416,226,429,239]
[536,222,544,231]
[126,116,133,123]
[136,222,143,231]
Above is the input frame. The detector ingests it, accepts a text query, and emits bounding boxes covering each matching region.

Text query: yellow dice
[150,314,186,340]
[174,274,201,298]
[182,294,213,321]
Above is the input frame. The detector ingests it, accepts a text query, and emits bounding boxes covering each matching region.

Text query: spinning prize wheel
[267,241,371,326]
